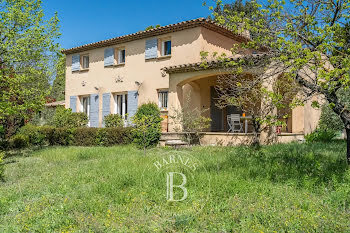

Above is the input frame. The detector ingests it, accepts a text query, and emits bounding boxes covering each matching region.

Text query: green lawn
[1,142,350,232]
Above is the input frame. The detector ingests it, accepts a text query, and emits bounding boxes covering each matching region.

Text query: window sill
[114,63,125,67]
[158,55,171,60]
[145,57,157,61]
[72,68,89,73]
[160,109,168,113]
[104,64,115,68]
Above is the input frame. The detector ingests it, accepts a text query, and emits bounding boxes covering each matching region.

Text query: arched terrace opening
[166,69,307,135]
[167,69,261,133]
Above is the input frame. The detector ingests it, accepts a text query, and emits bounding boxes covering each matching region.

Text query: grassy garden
[1,141,350,232]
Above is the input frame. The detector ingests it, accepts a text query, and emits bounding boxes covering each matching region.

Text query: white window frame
[161,40,171,56]
[158,90,168,111]
[82,55,89,69]
[117,49,126,64]
[80,96,90,126]
[114,93,128,119]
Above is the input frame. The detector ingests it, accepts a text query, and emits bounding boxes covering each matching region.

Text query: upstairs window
[162,40,171,56]
[158,90,168,110]
[82,55,89,69]
[117,49,126,64]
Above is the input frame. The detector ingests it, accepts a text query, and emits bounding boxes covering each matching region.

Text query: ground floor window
[158,90,168,111]
[114,93,128,119]
[80,96,90,126]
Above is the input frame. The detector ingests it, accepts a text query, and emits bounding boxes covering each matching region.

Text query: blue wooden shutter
[104,48,115,66]
[145,38,158,59]
[89,94,99,127]
[102,93,111,127]
[72,55,80,72]
[69,96,77,112]
[127,91,138,120]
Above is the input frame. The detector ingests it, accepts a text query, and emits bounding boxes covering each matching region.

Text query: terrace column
[168,80,184,132]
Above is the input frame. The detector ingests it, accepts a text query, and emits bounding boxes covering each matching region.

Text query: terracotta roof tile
[62,18,249,55]
[161,53,273,74]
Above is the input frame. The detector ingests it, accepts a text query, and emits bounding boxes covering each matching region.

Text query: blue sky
[42,0,216,50]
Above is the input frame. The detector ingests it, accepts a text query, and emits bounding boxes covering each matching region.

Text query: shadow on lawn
[220,141,348,188]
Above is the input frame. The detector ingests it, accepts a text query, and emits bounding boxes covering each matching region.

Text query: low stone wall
[160,132,305,146]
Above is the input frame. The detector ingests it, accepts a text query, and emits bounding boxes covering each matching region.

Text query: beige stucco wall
[200,27,240,57]
[303,95,323,134]
[65,26,240,127]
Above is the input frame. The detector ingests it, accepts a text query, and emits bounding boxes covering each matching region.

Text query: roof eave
[62,18,250,55]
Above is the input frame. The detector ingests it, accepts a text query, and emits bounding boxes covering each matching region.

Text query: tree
[145,25,161,31]
[319,23,350,132]
[206,0,350,164]
[50,55,66,101]
[207,0,268,39]
[170,92,211,145]
[209,0,258,21]
[214,70,299,146]
[0,0,60,138]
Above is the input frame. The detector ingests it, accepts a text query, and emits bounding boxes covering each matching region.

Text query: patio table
[240,116,252,133]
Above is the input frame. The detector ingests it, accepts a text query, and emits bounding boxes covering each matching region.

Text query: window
[158,91,168,110]
[162,40,171,56]
[82,55,89,69]
[114,93,128,119]
[80,96,90,125]
[117,49,126,64]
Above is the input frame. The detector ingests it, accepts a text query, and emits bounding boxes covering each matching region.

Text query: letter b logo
[166,172,188,202]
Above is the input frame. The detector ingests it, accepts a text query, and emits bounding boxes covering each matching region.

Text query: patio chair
[227,114,243,133]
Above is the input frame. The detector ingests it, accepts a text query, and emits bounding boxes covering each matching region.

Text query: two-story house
[62,18,321,144]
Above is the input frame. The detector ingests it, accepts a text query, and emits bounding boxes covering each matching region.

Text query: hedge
[9,125,133,149]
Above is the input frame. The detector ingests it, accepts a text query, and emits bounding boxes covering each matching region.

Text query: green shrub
[135,102,161,120]
[9,124,133,148]
[97,127,133,146]
[96,128,107,146]
[53,107,88,128]
[48,128,75,146]
[133,103,162,152]
[72,128,98,146]
[10,134,29,149]
[70,112,89,127]
[104,114,124,127]
[305,128,336,143]
[71,127,133,146]
[17,124,47,146]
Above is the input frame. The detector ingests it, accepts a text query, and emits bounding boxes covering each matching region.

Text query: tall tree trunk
[347,128,350,165]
